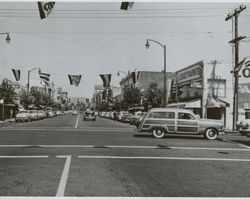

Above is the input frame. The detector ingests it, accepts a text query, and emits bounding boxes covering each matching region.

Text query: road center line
[56,155,72,197]
[74,113,80,129]
[77,155,250,162]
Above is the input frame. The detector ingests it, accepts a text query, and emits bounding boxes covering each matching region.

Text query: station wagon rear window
[148,112,175,119]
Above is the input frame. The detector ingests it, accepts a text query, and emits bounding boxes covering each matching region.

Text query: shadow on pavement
[133,134,205,140]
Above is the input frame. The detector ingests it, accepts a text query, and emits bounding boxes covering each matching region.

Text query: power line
[0,7,240,12]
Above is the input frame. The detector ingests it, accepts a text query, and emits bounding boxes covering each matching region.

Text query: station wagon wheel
[152,128,165,139]
[205,128,218,140]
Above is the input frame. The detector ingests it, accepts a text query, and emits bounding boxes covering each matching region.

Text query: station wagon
[135,108,224,140]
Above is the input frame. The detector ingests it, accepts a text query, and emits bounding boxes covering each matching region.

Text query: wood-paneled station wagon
[135,108,224,140]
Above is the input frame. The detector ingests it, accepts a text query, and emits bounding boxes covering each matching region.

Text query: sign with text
[176,61,203,85]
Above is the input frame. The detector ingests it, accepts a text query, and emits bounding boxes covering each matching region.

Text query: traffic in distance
[12,107,250,138]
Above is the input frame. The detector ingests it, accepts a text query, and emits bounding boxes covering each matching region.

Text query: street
[0,113,250,197]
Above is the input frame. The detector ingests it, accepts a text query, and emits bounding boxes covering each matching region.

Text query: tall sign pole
[225,5,246,130]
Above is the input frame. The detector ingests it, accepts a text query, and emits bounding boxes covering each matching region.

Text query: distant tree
[0,79,16,104]
[19,89,32,109]
[123,85,141,108]
[30,89,43,108]
[145,82,163,108]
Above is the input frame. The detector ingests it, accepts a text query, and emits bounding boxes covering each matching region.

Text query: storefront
[168,60,232,128]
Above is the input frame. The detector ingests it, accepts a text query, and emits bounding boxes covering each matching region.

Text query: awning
[167,99,201,108]
[206,97,230,108]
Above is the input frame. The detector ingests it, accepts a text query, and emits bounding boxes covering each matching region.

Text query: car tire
[152,128,165,139]
[204,128,218,140]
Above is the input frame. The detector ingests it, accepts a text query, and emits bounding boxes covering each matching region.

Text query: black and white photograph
[0,0,250,197]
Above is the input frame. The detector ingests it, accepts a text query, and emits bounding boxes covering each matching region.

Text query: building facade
[168,60,233,129]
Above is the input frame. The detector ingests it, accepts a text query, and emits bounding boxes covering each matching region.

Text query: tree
[19,89,32,109]
[123,85,141,108]
[145,82,163,108]
[0,79,16,104]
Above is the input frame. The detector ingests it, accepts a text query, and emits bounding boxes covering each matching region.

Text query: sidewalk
[0,119,15,127]
[224,129,238,134]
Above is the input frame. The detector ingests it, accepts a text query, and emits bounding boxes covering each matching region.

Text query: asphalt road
[0,113,250,197]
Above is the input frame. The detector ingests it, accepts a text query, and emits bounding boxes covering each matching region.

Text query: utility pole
[225,5,246,130]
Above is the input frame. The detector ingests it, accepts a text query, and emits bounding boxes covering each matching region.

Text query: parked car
[29,110,39,121]
[129,111,143,125]
[47,110,55,118]
[37,110,47,119]
[117,111,129,121]
[236,119,250,136]
[135,108,224,140]
[83,111,96,121]
[15,110,30,122]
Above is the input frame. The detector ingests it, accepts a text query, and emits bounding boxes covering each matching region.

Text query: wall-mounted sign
[238,82,250,109]
[176,61,203,85]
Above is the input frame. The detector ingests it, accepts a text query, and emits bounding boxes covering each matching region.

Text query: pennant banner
[68,75,81,87]
[100,74,111,88]
[38,1,55,19]
[11,69,20,81]
[131,71,140,84]
[120,2,134,10]
[39,72,50,86]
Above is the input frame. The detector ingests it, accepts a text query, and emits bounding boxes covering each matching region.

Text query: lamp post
[27,67,41,92]
[0,32,10,120]
[0,32,11,43]
[145,39,167,107]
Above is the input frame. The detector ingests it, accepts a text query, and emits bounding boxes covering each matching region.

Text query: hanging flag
[38,1,55,19]
[11,69,20,81]
[120,2,134,10]
[131,71,140,84]
[68,75,81,87]
[39,72,50,86]
[100,74,111,88]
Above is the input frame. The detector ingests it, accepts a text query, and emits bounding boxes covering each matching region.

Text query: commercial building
[119,70,174,102]
[168,60,233,129]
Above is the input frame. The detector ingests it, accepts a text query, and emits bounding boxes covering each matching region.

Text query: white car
[236,119,250,136]
[15,110,30,122]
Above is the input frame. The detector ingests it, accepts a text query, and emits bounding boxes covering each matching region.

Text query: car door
[177,112,199,134]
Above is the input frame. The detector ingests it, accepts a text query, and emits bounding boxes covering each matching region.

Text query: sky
[0,1,249,98]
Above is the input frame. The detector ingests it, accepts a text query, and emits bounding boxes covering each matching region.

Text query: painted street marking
[0,155,49,158]
[0,145,250,151]
[78,155,250,162]
[237,143,250,149]
[74,113,80,129]
[221,138,250,149]
[56,155,72,197]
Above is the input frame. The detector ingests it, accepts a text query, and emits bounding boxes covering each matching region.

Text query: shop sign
[176,61,203,84]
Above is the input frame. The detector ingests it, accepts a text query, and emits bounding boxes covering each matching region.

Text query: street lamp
[0,32,11,43]
[27,67,41,92]
[145,39,167,107]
